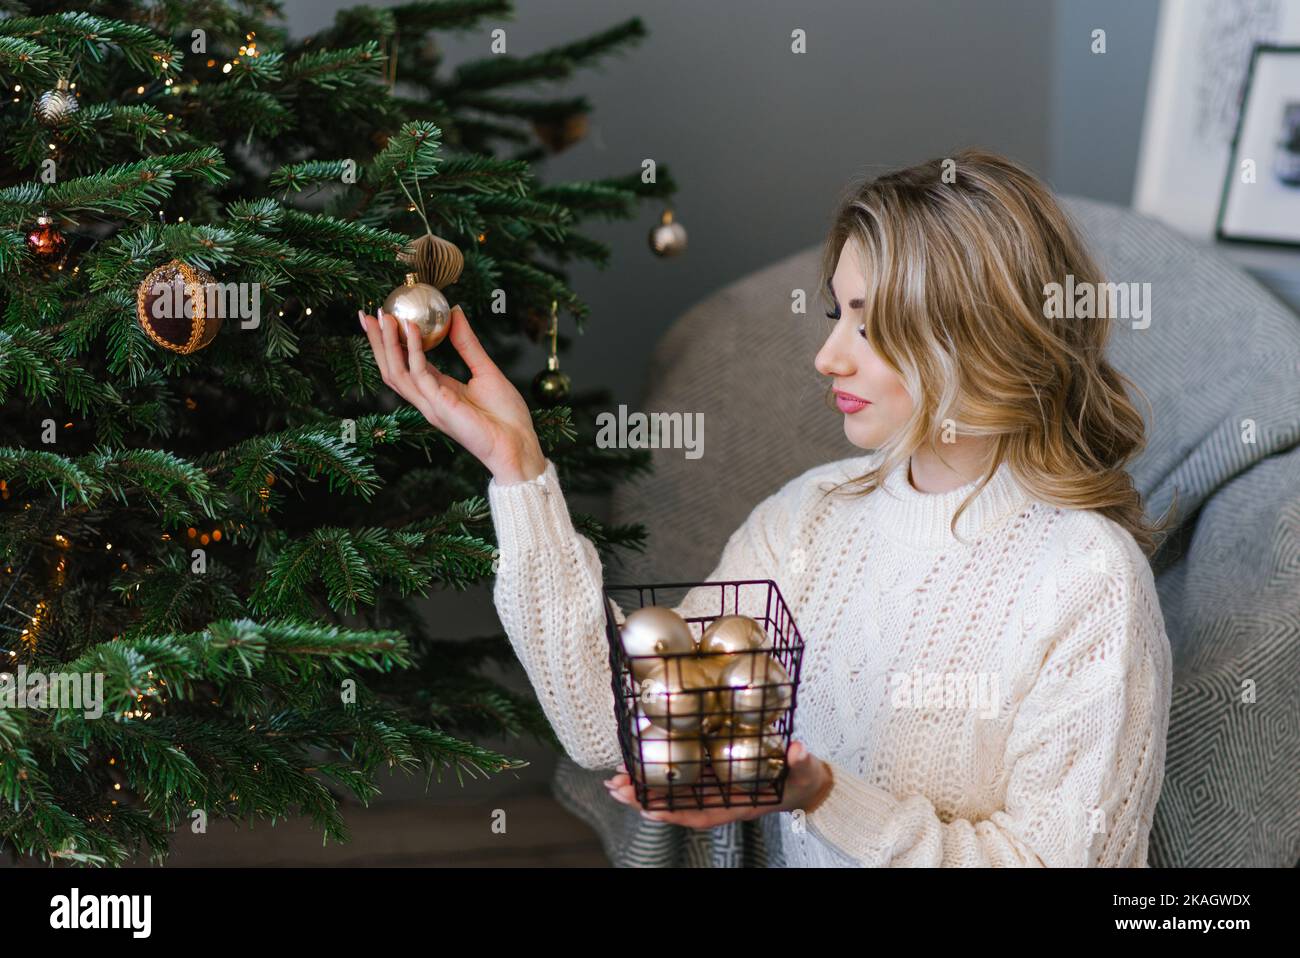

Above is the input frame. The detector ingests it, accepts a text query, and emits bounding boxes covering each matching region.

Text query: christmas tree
[0,0,667,865]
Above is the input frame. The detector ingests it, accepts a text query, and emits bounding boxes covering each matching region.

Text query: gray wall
[1049,0,1160,205]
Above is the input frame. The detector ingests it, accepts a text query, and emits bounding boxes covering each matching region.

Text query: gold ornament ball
[704,724,787,786]
[697,614,770,684]
[719,652,793,730]
[383,273,450,350]
[699,614,768,655]
[620,605,695,681]
[631,723,705,787]
[639,657,718,734]
[649,209,687,257]
[531,364,570,406]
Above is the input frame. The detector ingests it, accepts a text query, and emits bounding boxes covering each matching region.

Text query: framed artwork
[1217,45,1300,245]
[1133,0,1300,238]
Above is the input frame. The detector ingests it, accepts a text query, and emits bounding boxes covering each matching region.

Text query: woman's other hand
[601,740,832,829]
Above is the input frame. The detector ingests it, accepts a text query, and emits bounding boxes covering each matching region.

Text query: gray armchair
[549,196,1300,868]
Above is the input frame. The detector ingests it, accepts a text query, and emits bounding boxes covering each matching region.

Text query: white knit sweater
[487,451,1173,867]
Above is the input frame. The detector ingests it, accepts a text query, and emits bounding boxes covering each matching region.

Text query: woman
[359,148,1175,867]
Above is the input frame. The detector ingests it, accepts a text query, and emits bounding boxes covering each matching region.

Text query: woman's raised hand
[359,304,547,484]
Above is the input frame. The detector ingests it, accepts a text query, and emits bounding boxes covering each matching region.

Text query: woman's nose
[814,327,853,378]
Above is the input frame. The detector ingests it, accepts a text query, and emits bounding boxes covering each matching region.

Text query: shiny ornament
[631,723,704,787]
[639,657,718,734]
[397,232,463,289]
[135,260,223,354]
[719,652,793,730]
[620,605,695,681]
[704,725,786,786]
[649,209,687,257]
[383,273,450,351]
[25,212,66,260]
[35,77,78,125]
[531,360,571,406]
[531,299,572,405]
[697,614,769,685]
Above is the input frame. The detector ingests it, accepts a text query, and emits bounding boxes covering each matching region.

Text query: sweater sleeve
[487,458,801,772]
[803,547,1173,867]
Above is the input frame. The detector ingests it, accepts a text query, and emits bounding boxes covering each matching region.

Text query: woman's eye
[825,302,841,320]
[857,323,867,339]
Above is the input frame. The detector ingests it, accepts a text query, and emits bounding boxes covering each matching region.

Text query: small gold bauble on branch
[530,299,570,406]
[649,208,688,257]
[382,273,451,351]
[35,77,79,125]
[135,260,223,354]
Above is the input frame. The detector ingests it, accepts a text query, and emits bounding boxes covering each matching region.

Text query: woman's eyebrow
[827,278,865,309]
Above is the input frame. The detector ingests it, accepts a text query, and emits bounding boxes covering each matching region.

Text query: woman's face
[814,238,913,449]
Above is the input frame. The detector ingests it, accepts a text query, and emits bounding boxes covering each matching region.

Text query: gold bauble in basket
[619,605,695,681]
[639,657,718,734]
[719,652,793,730]
[631,722,705,787]
[704,724,787,786]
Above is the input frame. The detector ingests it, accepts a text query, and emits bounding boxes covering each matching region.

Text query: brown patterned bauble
[135,260,223,354]
[533,112,589,152]
[397,232,463,289]
[25,211,66,259]
[649,208,688,257]
[35,77,79,125]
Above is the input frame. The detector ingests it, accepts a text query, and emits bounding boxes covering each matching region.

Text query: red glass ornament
[25,213,66,259]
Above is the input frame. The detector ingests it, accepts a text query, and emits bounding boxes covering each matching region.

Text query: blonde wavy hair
[817,148,1176,558]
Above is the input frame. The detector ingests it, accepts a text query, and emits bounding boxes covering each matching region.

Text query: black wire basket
[603,579,805,811]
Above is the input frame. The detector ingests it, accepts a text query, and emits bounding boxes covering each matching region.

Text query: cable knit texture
[487,451,1173,867]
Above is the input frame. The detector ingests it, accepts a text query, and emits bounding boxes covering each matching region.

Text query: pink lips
[834,389,871,414]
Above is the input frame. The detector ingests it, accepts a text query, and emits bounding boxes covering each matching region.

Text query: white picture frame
[1133,0,1300,239]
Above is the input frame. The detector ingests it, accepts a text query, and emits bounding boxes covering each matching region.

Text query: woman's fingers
[370,308,447,428]
[404,319,466,411]
[446,305,497,379]
[359,309,390,381]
